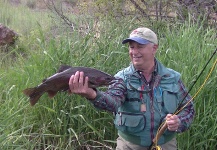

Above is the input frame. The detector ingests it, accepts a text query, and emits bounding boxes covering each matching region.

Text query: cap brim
[122,37,151,44]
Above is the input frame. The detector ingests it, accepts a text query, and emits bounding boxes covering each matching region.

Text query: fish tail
[23,88,36,96]
[23,88,43,106]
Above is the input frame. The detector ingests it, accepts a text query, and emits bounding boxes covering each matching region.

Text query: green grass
[0,1,217,149]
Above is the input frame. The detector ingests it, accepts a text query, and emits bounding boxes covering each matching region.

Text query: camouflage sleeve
[88,78,127,112]
[176,79,195,133]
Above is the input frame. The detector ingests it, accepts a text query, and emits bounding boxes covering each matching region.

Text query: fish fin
[57,65,72,73]
[42,65,71,82]
[30,94,43,106]
[41,79,46,83]
[47,91,58,98]
[23,88,44,106]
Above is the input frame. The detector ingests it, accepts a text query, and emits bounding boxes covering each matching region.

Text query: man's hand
[68,71,96,100]
[166,114,180,132]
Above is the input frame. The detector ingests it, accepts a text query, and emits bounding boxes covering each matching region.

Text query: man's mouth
[133,56,142,59]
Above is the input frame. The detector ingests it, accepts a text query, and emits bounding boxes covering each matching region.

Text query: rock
[0,24,18,46]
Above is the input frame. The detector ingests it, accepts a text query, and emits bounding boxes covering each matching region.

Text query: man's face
[129,41,157,69]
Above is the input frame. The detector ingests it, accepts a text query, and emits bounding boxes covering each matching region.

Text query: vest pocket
[114,112,146,134]
[163,91,178,113]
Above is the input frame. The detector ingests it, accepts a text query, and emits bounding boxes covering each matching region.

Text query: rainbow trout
[23,65,115,106]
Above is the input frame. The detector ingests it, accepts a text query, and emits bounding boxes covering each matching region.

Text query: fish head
[88,75,116,87]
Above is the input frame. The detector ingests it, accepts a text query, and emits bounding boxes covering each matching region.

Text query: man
[68,27,195,150]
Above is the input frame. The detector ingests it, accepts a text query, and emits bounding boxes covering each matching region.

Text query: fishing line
[175,48,217,112]
[154,57,217,146]
[149,48,217,149]
[175,57,217,115]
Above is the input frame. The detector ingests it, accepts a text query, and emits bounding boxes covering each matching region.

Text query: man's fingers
[166,114,180,131]
[73,71,80,84]
[68,71,87,93]
[84,76,89,87]
[166,114,172,120]
[69,71,81,92]
[79,72,84,85]
[69,75,75,91]
[68,71,96,99]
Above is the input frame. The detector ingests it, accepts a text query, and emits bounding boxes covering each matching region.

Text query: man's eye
[138,45,145,48]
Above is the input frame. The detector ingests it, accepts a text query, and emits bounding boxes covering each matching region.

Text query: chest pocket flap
[161,83,179,113]
[114,112,146,134]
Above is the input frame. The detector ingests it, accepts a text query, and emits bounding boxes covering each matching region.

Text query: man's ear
[153,44,158,54]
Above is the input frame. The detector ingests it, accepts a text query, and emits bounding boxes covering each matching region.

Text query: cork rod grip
[153,123,168,143]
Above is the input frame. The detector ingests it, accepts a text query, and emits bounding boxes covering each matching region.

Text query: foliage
[0,0,217,149]
[80,0,217,28]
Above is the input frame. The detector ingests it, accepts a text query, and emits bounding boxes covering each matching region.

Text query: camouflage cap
[122,27,158,45]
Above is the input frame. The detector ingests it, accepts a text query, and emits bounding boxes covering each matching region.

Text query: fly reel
[149,145,162,150]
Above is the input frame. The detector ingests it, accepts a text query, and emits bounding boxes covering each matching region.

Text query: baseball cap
[122,27,158,45]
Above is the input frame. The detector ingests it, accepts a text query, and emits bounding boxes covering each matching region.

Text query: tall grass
[157,22,217,149]
[0,1,217,149]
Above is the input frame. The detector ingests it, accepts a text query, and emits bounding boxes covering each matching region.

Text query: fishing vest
[114,60,181,147]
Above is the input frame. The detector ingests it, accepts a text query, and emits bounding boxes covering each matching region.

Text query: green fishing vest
[114,60,181,147]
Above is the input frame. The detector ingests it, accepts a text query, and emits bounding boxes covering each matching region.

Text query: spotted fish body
[23,65,115,106]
